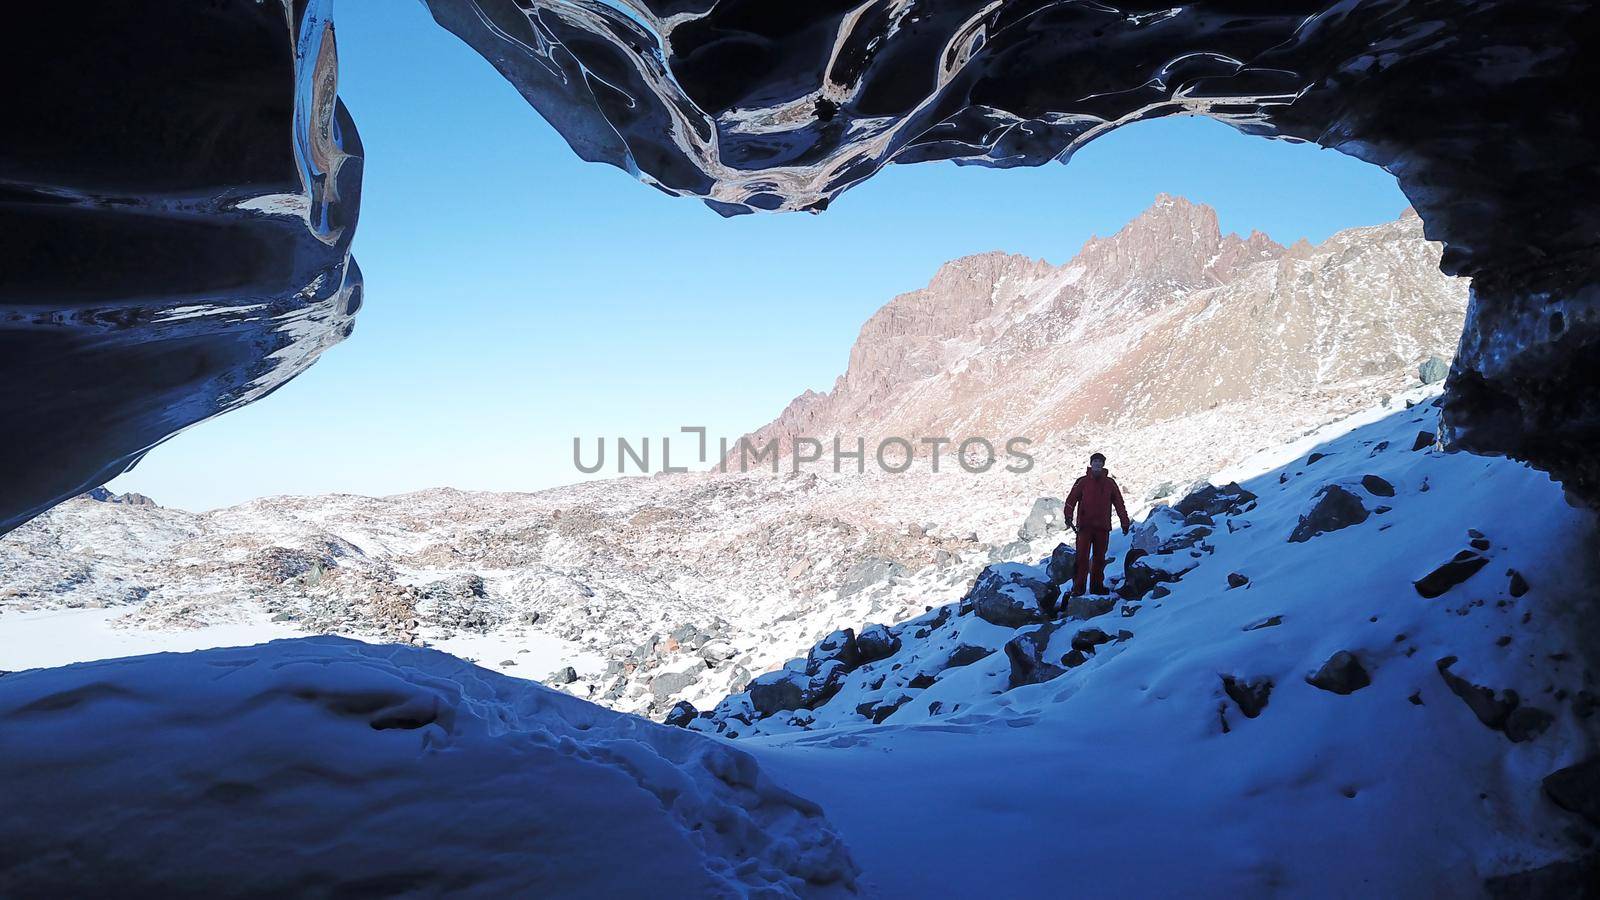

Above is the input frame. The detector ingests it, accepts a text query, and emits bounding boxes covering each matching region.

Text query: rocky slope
[0,199,1469,723]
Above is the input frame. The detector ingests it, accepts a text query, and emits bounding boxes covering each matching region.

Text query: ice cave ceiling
[0,0,1595,532]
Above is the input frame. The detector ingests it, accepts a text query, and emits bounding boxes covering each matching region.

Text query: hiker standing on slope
[1063,452,1131,596]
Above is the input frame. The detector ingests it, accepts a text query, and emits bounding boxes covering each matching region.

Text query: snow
[0,637,859,897]
[687,390,1599,893]
[1,392,1594,894]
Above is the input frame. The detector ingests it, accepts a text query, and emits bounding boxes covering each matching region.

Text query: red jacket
[1064,469,1130,533]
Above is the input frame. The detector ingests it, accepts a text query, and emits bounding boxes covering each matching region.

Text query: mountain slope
[742,198,1465,454]
[695,388,1600,895]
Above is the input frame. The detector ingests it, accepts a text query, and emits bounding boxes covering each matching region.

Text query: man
[1062,452,1130,596]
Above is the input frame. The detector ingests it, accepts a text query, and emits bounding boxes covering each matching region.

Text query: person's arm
[1111,480,1130,534]
[1063,479,1082,528]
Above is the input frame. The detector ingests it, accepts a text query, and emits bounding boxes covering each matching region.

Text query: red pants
[1074,527,1110,595]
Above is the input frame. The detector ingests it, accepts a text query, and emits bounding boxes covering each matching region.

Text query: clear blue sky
[110,0,1412,511]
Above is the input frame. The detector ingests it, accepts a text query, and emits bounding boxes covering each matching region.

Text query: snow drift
[0,637,858,897]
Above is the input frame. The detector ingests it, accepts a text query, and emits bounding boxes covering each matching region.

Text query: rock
[1436,656,1520,731]
[1306,451,1329,465]
[1060,649,1089,668]
[1174,482,1257,518]
[1288,485,1369,543]
[499,659,516,667]
[1505,706,1556,743]
[1360,474,1396,497]
[270,611,296,622]
[1146,481,1176,502]
[1242,615,1283,632]
[946,644,994,668]
[906,672,937,690]
[1065,595,1116,620]
[747,670,808,716]
[664,700,698,728]
[1221,674,1273,718]
[1306,651,1370,694]
[1226,572,1249,589]
[1045,542,1078,586]
[855,624,901,664]
[1418,355,1449,384]
[669,622,710,650]
[649,669,699,701]
[699,640,738,663]
[839,556,907,597]
[1508,569,1531,597]
[1018,496,1066,541]
[1414,550,1490,598]
[550,666,578,685]
[806,628,861,675]
[859,692,915,724]
[1544,758,1600,827]
[1411,430,1436,451]
[1117,553,1188,601]
[806,659,852,708]
[1070,627,1111,653]
[1004,624,1067,689]
[969,563,1060,627]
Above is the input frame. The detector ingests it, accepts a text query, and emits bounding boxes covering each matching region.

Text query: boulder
[1411,430,1437,451]
[1018,496,1066,541]
[1174,482,1257,518]
[839,556,907,597]
[1414,550,1490,598]
[649,669,699,701]
[1306,651,1370,694]
[1221,674,1273,718]
[1505,706,1556,743]
[1360,474,1396,497]
[1046,542,1078,586]
[1065,595,1116,620]
[1436,656,1519,730]
[946,644,994,668]
[664,700,698,728]
[1117,552,1193,601]
[747,670,809,716]
[855,624,901,664]
[1060,649,1090,668]
[806,628,861,675]
[1418,355,1449,384]
[1226,572,1249,589]
[699,640,738,663]
[806,659,852,708]
[1288,485,1369,543]
[1543,758,1600,827]
[550,666,579,685]
[1070,627,1112,653]
[1508,569,1531,597]
[1145,481,1176,502]
[1004,624,1067,689]
[969,563,1060,627]
[858,691,915,724]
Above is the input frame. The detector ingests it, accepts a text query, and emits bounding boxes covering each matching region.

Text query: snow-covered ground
[4,389,1596,895]
[671,387,1600,894]
[0,637,858,896]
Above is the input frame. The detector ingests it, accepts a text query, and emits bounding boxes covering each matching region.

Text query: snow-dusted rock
[969,563,1059,627]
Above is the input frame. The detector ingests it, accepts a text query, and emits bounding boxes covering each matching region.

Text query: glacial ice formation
[0,0,1595,531]
[0,2,363,532]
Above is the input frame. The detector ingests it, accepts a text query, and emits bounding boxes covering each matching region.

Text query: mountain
[741,197,1465,457]
[0,199,1470,725]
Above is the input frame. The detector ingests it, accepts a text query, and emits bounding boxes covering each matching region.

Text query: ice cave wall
[0,0,1594,533]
